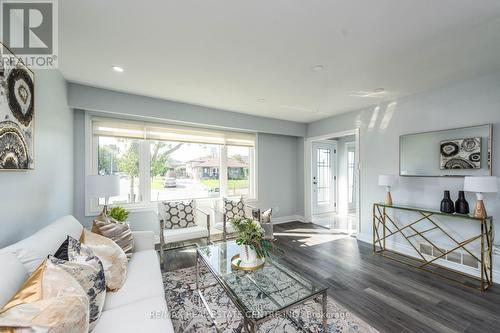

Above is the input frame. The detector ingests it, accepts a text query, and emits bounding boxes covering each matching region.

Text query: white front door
[312,142,336,215]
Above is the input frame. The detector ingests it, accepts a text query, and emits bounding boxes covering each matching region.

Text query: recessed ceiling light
[257,98,266,103]
[310,65,324,72]
[111,65,124,73]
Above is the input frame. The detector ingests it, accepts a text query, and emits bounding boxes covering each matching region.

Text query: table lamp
[464,176,498,219]
[87,175,120,222]
[378,174,398,205]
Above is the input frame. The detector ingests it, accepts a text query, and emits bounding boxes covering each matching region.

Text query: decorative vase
[239,244,258,265]
[440,190,455,214]
[455,191,470,215]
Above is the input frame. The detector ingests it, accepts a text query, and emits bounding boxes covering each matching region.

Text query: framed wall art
[0,43,35,170]
[440,137,481,170]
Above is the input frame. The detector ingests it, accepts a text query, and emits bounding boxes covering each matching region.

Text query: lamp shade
[378,174,398,187]
[464,176,498,193]
[86,175,120,198]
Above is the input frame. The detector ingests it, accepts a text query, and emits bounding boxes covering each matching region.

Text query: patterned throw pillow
[260,208,273,223]
[52,236,106,330]
[80,229,128,291]
[158,200,196,229]
[92,217,134,260]
[0,259,89,333]
[224,198,245,220]
[251,208,261,221]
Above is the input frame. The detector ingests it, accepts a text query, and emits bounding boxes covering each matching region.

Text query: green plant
[230,217,274,258]
[108,206,129,222]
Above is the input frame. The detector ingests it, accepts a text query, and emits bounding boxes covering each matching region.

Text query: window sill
[85,195,258,217]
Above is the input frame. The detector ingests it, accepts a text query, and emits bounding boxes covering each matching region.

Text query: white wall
[257,133,304,218]
[307,70,500,273]
[73,110,305,232]
[68,83,306,137]
[0,70,73,248]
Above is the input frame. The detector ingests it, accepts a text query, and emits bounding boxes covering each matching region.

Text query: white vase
[239,244,258,265]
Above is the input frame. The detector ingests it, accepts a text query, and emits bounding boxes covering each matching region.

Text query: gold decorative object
[373,203,493,291]
[474,200,487,219]
[230,254,265,271]
[385,191,393,206]
[464,176,497,220]
[378,175,397,206]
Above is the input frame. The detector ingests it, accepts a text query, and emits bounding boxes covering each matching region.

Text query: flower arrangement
[230,217,273,259]
[108,206,129,222]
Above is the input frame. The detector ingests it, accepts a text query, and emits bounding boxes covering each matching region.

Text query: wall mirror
[400,124,492,177]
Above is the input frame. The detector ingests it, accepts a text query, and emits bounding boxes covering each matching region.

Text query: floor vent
[418,243,479,269]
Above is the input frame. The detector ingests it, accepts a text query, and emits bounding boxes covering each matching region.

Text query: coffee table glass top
[197,241,327,320]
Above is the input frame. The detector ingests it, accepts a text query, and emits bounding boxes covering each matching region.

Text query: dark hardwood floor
[163,221,500,333]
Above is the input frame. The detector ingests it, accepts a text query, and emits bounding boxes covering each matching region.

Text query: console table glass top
[375,203,492,221]
[196,241,327,327]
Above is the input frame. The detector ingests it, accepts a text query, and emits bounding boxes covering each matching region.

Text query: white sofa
[0,215,174,333]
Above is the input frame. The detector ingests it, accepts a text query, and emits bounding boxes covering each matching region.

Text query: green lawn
[151,177,248,190]
[201,179,248,189]
[151,177,165,190]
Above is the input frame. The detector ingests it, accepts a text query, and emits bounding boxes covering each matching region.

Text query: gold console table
[373,203,493,291]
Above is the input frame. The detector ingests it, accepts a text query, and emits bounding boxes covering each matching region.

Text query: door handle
[313,181,317,185]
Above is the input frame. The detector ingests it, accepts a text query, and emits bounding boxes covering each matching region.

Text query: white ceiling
[59,0,500,123]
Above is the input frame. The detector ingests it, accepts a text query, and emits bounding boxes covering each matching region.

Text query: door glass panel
[316,148,331,204]
[348,151,355,204]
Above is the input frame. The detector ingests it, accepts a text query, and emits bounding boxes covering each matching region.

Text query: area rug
[162,266,379,333]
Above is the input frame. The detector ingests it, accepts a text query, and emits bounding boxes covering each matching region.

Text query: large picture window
[87,117,256,213]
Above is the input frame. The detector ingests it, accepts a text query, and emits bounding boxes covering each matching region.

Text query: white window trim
[84,114,258,216]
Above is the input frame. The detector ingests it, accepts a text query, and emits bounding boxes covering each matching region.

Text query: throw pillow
[52,236,106,330]
[260,208,273,223]
[80,229,128,291]
[224,197,245,220]
[158,200,196,229]
[0,259,89,333]
[92,217,134,259]
[251,208,261,221]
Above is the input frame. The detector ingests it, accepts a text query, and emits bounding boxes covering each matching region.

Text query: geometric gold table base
[373,203,493,292]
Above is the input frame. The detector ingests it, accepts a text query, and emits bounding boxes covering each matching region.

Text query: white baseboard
[355,232,372,244]
[355,232,500,284]
[272,215,306,224]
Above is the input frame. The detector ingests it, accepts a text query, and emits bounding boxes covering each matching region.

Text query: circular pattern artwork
[440,137,481,170]
[444,158,475,169]
[0,56,35,170]
[440,142,459,157]
[0,121,29,169]
[461,138,479,152]
[7,68,34,127]
[159,201,195,229]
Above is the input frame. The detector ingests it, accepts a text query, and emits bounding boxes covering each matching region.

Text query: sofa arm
[132,231,155,252]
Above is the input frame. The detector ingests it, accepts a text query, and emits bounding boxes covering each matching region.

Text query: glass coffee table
[196,241,328,332]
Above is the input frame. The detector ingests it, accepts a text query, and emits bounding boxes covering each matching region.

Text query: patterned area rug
[162,266,379,333]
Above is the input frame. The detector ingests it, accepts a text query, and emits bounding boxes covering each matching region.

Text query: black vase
[440,190,455,214]
[455,190,470,215]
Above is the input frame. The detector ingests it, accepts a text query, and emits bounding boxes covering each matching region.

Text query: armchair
[213,197,260,240]
[158,200,210,267]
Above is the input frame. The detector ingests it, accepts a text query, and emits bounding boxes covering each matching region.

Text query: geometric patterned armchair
[212,197,260,240]
[158,199,210,267]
